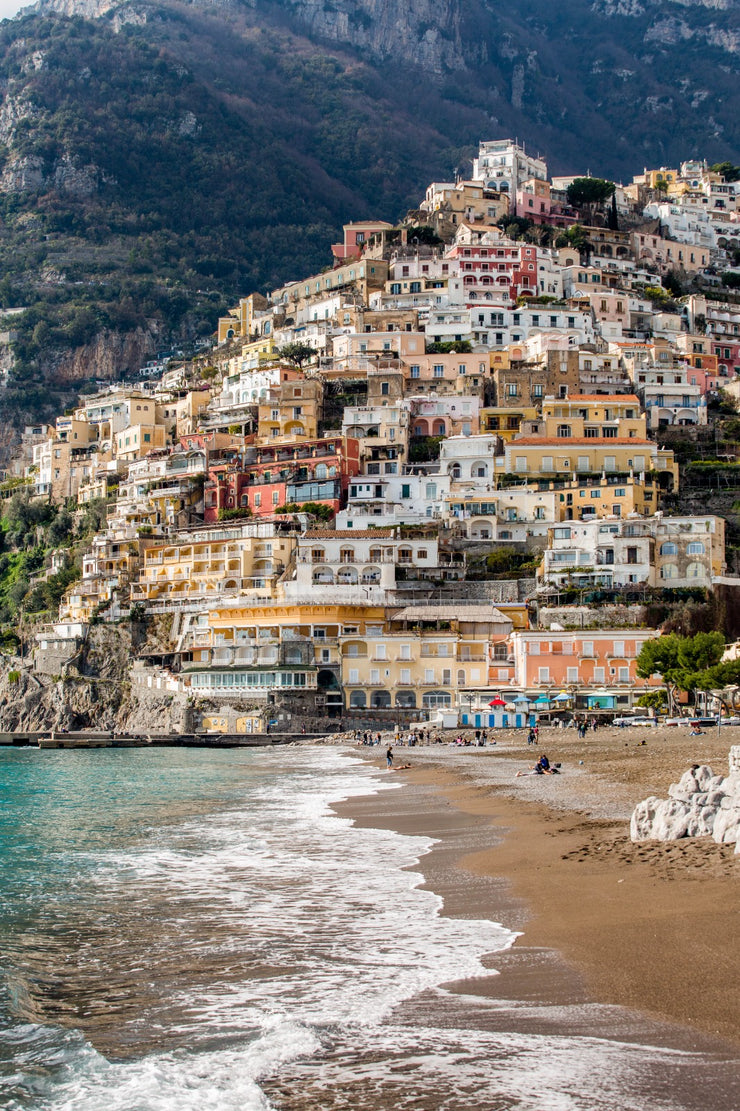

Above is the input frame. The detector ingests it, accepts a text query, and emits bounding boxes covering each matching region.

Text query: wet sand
[337,725,740,1050]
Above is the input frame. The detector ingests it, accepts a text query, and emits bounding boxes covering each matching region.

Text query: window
[567,667,578,683]
[626,547,638,564]
[618,667,629,682]
[613,641,625,657]
[661,563,678,580]
[687,541,705,555]
[582,641,594,657]
[687,562,706,579]
[401,484,411,499]
[538,667,550,683]
[433,365,444,378]
[410,365,420,379]
[593,666,605,682]
[557,425,571,438]
[400,668,411,684]
[660,542,677,556]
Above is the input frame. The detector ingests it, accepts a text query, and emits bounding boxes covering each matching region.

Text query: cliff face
[45,326,160,384]
[281,0,467,72]
[0,624,191,734]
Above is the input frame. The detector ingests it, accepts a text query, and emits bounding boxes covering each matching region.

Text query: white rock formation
[630,747,740,852]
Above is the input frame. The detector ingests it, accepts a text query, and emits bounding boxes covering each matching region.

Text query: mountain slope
[0,0,736,430]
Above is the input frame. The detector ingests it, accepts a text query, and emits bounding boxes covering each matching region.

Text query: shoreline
[334,727,740,1053]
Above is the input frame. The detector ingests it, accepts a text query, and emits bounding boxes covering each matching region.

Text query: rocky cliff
[0,623,191,733]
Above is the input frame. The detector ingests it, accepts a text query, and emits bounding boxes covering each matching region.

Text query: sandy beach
[338,724,740,1050]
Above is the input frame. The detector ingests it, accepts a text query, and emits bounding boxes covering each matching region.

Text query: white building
[472,139,547,194]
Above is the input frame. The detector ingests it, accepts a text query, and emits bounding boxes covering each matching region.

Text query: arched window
[660,564,678,580]
[687,541,705,555]
[339,547,355,564]
[449,463,462,479]
[369,548,382,562]
[660,542,677,556]
[398,547,413,564]
[423,691,452,708]
[686,561,706,579]
[457,669,466,686]
[315,463,328,480]
[371,690,391,708]
[349,691,366,708]
[395,690,416,708]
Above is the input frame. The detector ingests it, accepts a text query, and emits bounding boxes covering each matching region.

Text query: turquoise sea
[0,746,737,1111]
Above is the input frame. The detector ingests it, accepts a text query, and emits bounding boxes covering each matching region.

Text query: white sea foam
[4,748,737,1111]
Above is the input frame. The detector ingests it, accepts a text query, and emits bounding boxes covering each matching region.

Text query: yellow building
[480,405,538,442]
[115,423,168,463]
[339,605,514,713]
[217,292,270,344]
[257,375,323,442]
[132,524,296,606]
[540,395,646,439]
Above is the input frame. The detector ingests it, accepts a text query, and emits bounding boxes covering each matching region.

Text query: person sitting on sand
[516,754,556,777]
[690,726,705,736]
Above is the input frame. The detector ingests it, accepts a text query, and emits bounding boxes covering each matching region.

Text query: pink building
[514,179,575,227]
[446,239,538,302]
[711,339,740,378]
[331,221,394,265]
[510,629,663,709]
[408,395,480,437]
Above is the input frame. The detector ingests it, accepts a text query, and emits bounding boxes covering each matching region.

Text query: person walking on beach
[386,746,394,768]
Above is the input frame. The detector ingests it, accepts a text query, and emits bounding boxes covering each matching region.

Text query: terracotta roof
[510,437,655,447]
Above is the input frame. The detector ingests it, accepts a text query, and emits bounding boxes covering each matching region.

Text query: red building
[445,240,538,303]
[204,436,361,522]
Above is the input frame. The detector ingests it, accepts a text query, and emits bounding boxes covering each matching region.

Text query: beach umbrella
[554,692,570,702]
[534,694,550,703]
[513,694,530,704]
[489,697,507,707]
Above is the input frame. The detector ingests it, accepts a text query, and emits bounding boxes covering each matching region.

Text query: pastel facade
[510,630,663,703]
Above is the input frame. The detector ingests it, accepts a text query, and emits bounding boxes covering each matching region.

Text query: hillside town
[3,139,740,735]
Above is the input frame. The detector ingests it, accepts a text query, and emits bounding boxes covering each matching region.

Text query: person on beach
[516,754,556,777]
[386,746,394,768]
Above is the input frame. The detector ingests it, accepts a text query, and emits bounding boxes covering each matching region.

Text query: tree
[426,341,472,354]
[554,224,590,253]
[279,342,315,368]
[710,161,740,183]
[566,177,616,208]
[636,690,668,712]
[636,632,725,713]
